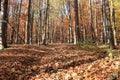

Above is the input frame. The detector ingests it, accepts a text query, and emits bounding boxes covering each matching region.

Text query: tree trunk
[42,0,49,45]
[67,0,72,43]
[106,0,116,49]
[9,6,16,44]
[74,0,80,44]
[0,0,3,49]
[29,3,34,44]
[2,0,8,48]
[79,0,86,41]
[25,0,31,44]
[15,0,22,44]
[101,0,107,44]
[110,0,117,46]
[89,0,96,42]
[94,7,98,45]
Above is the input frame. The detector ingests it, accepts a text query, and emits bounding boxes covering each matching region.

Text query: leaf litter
[0,44,120,80]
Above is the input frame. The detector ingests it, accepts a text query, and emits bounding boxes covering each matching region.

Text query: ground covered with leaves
[0,44,120,80]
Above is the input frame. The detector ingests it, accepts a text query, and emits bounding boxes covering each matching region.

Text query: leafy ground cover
[0,44,120,80]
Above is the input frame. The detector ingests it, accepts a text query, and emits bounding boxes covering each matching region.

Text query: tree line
[0,0,120,49]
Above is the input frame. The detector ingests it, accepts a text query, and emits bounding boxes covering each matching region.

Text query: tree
[15,0,22,44]
[0,0,8,49]
[42,0,50,45]
[89,0,96,42]
[0,0,118,49]
[74,0,80,44]
[0,0,3,49]
[107,0,116,49]
[66,0,72,43]
[79,0,85,41]
[25,0,32,44]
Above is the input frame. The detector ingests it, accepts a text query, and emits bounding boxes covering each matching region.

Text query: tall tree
[74,0,80,44]
[0,0,3,49]
[110,0,117,46]
[107,0,115,49]
[66,0,72,43]
[105,0,116,49]
[0,0,8,49]
[101,0,107,44]
[89,0,96,42]
[29,2,34,44]
[79,0,86,41]
[25,0,31,44]
[2,0,8,48]
[15,0,22,43]
[42,0,50,45]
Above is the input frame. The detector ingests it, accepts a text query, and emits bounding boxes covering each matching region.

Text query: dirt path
[0,44,120,80]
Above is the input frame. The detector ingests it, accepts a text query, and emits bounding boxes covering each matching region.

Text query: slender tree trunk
[41,2,45,44]
[47,14,50,43]
[94,7,98,45]
[15,0,22,44]
[0,0,3,49]
[79,0,86,41]
[106,0,115,49]
[29,3,34,44]
[74,0,80,44]
[10,6,16,44]
[67,0,72,43]
[110,0,117,46]
[10,26,14,44]
[60,14,64,43]
[36,1,42,45]
[101,0,107,44]
[10,8,14,44]
[42,0,49,45]
[89,0,96,42]
[50,19,56,43]
[46,0,50,44]
[39,9,42,45]
[2,0,8,48]
[25,0,31,44]
[35,20,38,44]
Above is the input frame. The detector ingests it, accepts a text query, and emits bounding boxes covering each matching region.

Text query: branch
[0,20,25,43]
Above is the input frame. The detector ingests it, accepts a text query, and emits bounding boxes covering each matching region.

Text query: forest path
[0,44,120,80]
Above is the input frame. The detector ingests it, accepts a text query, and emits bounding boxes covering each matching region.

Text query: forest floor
[0,44,120,80]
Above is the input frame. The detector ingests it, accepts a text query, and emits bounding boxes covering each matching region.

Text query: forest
[0,0,120,80]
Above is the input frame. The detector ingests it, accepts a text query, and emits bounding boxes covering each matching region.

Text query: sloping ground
[0,44,120,80]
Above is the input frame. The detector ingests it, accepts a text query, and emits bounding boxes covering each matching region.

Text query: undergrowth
[76,41,120,59]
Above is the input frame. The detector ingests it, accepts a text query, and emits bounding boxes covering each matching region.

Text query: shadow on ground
[0,44,108,80]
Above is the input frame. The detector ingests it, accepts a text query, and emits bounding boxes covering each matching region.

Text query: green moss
[111,72,119,80]
[76,41,95,49]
